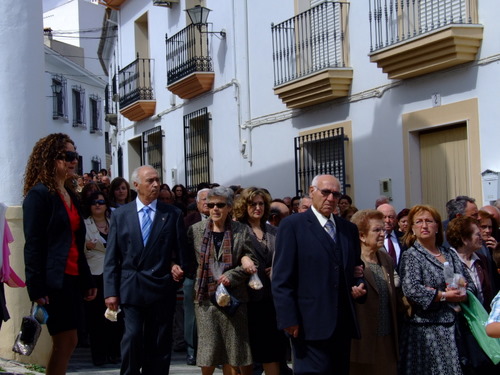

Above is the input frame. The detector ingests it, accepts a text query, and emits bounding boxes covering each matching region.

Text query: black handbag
[12,303,42,356]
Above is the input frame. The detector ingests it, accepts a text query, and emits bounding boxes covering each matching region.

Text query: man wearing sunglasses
[272,174,366,375]
[104,165,190,375]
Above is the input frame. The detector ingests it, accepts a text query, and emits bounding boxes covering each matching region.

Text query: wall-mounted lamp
[51,82,62,95]
[185,5,226,38]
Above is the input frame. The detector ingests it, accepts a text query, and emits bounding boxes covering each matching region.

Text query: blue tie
[141,206,152,246]
[325,219,336,243]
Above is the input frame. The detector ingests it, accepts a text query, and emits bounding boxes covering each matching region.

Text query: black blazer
[272,209,364,341]
[103,200,188,305]
[23,183,93,301]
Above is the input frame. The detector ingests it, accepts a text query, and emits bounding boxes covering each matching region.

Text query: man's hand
[105,296,120,312]
[84,288,98,301]
[351,283,367,299]
[171,264,184,282]
[284,325,299,338]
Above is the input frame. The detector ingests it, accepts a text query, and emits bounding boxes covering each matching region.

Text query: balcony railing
[165,24,213,86]
[369,0,478,52]
[272,1,349,87]
[118,58,154,108]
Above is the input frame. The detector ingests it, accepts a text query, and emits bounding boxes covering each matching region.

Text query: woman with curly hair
[23,133,96,375]
[233,187,288,375]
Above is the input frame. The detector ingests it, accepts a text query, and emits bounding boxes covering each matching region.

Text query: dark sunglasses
[91,199,106,206]
[60,151,79,162]
[207,202,227,209]
[315,188,342,199]
[250,202,265,207]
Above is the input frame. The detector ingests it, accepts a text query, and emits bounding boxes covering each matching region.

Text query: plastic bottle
[443,261,456,288]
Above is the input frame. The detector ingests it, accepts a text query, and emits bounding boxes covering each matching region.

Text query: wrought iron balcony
[118,58,156,122]
[165,24,214,99]
[271,1,352,109]
[369,0,482,79]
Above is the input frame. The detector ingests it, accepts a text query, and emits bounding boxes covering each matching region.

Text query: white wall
[109,0,500,207]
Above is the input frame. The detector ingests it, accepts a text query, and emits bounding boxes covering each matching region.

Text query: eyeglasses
[207,202,227,209]
[91,199,106,206]
[250,202,265,207]
[60,151,79,162]
[313,186,342,199]
[414,219,436,226]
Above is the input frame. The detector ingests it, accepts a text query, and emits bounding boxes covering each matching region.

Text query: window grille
[294,127,348,196]
[143,127,163,182]
[184,108,210,191]
[72,86,86,128]
[52,75,67,119]
[89,94,101,134]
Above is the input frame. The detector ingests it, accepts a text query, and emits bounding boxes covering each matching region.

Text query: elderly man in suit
[377,203,406,268]
[104,165,189,375]
[272,174,366,375]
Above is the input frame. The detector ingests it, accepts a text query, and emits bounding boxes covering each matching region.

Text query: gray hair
[446,195,476,220]
[196,188,210,202]
[310,174,340,190]
[207,186,234,206]
[131,165,155,184]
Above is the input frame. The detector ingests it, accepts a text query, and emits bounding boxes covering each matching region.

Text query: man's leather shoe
[186,355,196,366]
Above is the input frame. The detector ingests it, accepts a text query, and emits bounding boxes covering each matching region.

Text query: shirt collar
[136,198,158,213]
[311,205,336,227]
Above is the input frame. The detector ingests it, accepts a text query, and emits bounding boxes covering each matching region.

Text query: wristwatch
[440,292,446,302]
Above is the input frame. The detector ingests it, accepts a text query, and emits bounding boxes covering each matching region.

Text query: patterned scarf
[196,218,233,302]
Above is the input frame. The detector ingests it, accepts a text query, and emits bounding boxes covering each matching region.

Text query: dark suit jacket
[23,183,93,301]
[103,200,188,305]
[272,209,363,341]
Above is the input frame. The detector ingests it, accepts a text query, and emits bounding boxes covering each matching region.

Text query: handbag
[12,303,42,356]
[460,291,500,365]
[210,284,241,316]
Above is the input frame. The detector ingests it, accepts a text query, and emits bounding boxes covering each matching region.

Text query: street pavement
[0,347,206,375]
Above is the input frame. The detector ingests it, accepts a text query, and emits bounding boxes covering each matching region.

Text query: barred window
[52,75,67,119]
[294,127,348,196]
[184,108,210,191]
[89,94,101,134]
[72,86,86,128]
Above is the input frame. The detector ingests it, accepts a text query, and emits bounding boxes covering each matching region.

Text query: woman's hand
[84,288,98,301]
[105,296,120,312]
[219,274,231,286]
[86,239,97,250]
[443,288,467,303]
[241,256,257,274]
[265,267,272,278]
[35,296,49,305]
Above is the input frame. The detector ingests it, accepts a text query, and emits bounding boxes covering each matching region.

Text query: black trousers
[120,293,176,375]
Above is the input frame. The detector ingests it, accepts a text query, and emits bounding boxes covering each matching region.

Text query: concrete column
[0,0,46,206]
[0,1,52,364]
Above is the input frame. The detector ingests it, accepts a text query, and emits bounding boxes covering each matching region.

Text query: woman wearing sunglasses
[23,133,96,375]
[233,187,288,375]
[187,186,257,375]
[83,191,123,366]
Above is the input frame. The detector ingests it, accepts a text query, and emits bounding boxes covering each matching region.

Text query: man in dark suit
[104,165,189,375]
[377,203,406,268]
[272,174,366,375]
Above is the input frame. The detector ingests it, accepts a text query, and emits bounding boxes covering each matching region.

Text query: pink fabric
[1,221,25,288]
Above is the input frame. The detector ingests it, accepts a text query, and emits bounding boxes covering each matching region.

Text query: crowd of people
[19,133,500,375]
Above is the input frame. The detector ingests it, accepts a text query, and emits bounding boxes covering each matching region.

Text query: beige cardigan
[84,217,107,275]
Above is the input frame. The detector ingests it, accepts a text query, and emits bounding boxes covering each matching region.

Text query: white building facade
[99,0,499,217]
